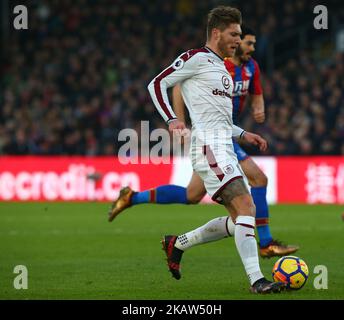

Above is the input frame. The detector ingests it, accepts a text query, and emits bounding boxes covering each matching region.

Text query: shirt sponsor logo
[212,88,231,98]
[233,80,250,96]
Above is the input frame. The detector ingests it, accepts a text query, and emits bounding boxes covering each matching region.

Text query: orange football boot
[259,240,299,258]
[108,186,134,222]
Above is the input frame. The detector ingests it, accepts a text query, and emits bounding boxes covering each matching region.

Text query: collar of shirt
[204,46,224,62]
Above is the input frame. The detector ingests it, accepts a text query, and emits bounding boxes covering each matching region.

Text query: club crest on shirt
[173,58,184,70]
[222,75,230,90]
[244,66,252,77]
[223,164,234,175]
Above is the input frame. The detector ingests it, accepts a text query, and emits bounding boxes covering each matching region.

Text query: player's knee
[241,197,256,216]
[243,202,256,217]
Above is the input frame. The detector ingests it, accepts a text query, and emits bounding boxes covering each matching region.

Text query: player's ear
[212,28,220,41]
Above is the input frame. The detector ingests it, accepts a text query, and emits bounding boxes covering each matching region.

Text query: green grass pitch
[0,202,343,300]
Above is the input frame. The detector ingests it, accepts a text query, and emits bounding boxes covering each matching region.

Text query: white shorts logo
[223,164,234,175]
[173,58,184,70]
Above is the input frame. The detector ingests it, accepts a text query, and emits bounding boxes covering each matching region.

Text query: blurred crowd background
[1,0,344,156]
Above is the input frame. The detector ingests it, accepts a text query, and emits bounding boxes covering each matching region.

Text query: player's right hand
[168,119,189,144]
[168,119,186,135]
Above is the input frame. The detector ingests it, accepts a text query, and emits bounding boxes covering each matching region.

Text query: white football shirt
[148,46,245,143]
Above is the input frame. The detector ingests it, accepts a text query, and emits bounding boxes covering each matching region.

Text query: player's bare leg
[186,172,207,204]
[240,157,299,258]
[220,178,286,294]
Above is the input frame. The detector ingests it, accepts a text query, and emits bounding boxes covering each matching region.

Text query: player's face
[217,24,241,58]
[237,35,256,62]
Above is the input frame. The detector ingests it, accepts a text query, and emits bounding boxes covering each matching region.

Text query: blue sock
[251,186,273,247]
[131,190,150,205]
[131,185,188,205]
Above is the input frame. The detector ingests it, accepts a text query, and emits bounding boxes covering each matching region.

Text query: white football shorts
[190,141,246,203]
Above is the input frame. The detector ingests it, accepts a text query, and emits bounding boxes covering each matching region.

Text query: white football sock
[234,215,264,285]
[175,216,235,251]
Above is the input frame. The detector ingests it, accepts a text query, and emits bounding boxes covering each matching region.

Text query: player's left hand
[241,131,267,152]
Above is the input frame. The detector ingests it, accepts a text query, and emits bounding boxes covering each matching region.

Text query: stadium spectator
[1,0,343,156]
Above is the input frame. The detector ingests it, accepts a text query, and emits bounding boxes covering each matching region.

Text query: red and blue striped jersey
[224,57,263,124]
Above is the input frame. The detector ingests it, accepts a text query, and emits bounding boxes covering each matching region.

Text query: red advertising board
[277,157,344,204]
[0,157,173,201]
[0,156,343,203]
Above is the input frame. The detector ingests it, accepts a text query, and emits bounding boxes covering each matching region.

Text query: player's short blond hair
[207,6,242,40]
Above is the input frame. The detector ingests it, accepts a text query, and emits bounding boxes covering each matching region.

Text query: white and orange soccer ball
[272,256,309,290]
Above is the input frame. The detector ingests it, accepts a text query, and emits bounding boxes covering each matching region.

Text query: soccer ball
[272,256,309,290]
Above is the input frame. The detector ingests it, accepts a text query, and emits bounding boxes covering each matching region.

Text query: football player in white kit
[147,6,285,294]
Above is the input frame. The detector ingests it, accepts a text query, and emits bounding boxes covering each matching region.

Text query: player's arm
[172,84,186,123]
[250,94,265,123]
[148,53,198,133]
[249,60,265,123]
[232,125,267,152]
